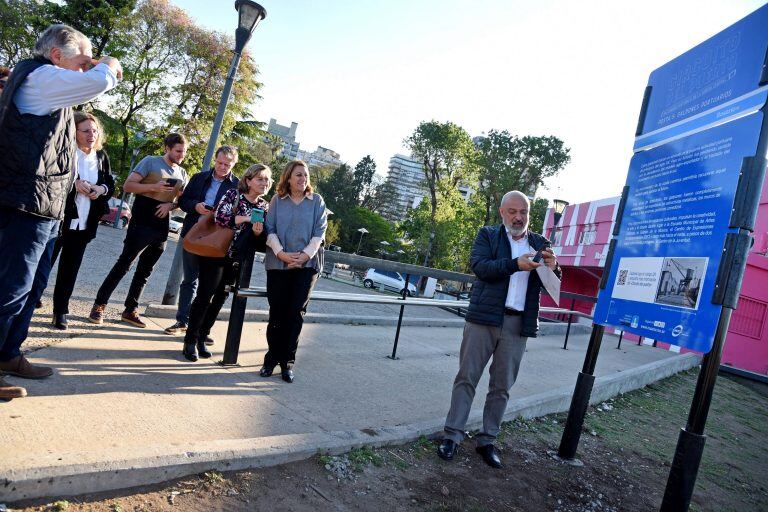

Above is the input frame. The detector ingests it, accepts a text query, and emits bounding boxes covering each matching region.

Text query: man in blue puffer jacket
[437,190,561,468]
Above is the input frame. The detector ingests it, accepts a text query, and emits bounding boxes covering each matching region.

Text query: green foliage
[529,197,549,235]
[50,501,70,511]
[404,120,475,266]
[325,218,341,247]
[0,0,47,66]
[475,130,570,225]
[401,190,485,272]
[348,446,383,470]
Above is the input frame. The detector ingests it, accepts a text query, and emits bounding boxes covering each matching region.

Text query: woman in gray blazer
[261,160,328,383]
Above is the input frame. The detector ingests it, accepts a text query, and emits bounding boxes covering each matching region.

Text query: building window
[552,229,562,246]
[578,226,596,245]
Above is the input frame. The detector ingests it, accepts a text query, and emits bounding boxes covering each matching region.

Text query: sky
[173,0,765,205]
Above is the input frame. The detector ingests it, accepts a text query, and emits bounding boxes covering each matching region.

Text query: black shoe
[475,444,503,468]
[259,365,274,377]
[437,439,458,461]
[182,342,198,362]
[196,340,212,359]
[52,313,68,330]
[204,336,215,346]
[281,368,294,383]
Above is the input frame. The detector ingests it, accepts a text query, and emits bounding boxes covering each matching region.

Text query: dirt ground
[8,369,768,512]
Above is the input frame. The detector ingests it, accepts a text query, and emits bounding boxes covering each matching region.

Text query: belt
[504,308,522,316]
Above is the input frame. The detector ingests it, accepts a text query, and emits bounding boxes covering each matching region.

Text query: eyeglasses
[77,128,99,134]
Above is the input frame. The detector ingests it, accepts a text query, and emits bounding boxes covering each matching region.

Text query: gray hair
[33,24,91,60]
[500,190,530,208]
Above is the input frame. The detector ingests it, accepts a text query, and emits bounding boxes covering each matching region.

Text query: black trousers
[51,228,93,315]
[264,268,318,369]
[95,224,167,311]
[184,256,236,343]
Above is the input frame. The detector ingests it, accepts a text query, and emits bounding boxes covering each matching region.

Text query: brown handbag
[182,193,240,258]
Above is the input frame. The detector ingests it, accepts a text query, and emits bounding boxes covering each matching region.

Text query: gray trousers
[443,315,527,446]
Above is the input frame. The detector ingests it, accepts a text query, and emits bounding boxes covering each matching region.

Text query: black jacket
[0,58,76,219]
[465,225,562,337]
[62,150,115,240]
[178,169,239,237]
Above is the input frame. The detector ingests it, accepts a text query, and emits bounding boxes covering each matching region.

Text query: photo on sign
[654,257,708,310]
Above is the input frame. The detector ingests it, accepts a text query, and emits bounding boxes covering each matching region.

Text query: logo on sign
[672,325,684,337]
[631,316,639,328]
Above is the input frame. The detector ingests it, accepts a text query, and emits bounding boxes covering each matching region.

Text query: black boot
[280,363,294,383]
[183,341,198,362]
[197,339,212,359]
[52,313,68,330]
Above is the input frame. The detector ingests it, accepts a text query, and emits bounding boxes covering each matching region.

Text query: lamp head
[234,0,266,52]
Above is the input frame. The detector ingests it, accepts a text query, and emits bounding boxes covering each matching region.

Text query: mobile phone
[251,208,265,223]
[204,204,214,211]
[532,242,551,263]
[166,178,179,187]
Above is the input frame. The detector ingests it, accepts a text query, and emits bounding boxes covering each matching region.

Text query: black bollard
[222,246,256,365]
[558,323,604,460]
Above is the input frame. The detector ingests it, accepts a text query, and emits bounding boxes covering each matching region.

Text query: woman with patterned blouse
[260,160,328,382]
[182,164,272,362]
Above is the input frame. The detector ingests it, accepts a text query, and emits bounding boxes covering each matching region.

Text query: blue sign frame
[594,4,768,353]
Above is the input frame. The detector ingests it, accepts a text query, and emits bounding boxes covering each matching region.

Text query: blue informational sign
[594,113,763,352]
[635,3,768,149]
[594,4,768,353]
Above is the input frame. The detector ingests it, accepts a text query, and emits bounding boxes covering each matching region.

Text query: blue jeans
[176,248,200,324]
[0,208,59,361]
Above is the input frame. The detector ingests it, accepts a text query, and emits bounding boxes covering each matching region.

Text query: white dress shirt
[70,149,100,230]
[505,229,533,311]
[13,63,118,116]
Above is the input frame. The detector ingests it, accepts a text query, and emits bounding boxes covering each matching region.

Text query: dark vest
[0,58,77,220]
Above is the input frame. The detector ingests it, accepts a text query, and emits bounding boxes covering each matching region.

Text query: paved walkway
[0,315,699,503]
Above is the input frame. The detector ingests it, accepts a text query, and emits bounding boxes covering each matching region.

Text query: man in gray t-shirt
[89,133,188,328]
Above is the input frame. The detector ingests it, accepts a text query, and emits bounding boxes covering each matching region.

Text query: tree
[365,176,398,216]
[404,121,475,266]
[400,190,485,273]
[0,0,49,66]
[319,164,358,215]
[475,130,570,225]
[46,0,136,56]
[352,155,377,205]
[528,197,549,235]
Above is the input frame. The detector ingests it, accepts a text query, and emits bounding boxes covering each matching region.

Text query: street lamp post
[379,240,390,259]
[162,0,267,306]
[355,227,369,254]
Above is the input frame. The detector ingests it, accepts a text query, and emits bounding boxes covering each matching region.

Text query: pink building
[543,183,768,377]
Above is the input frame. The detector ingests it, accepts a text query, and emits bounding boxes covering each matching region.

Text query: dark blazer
[62,150,115,240]
[465,225,562,337]
[178,169,239,237]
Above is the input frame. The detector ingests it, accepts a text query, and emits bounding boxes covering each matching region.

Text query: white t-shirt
[505,230,532,311]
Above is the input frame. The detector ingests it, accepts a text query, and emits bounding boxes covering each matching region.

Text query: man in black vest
[436,191,561,468]
[0,25,121,400]
[163,145,240,336]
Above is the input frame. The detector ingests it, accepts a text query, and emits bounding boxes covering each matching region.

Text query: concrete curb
[1,353,700,503]
[144,304,593,334]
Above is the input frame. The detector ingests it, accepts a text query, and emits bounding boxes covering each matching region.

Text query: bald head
[499,190,530,238]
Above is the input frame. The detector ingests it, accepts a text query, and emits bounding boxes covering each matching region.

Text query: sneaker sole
[0,389,27,399]
[88,317,103,324]
[164,329,186,335]
[121,318,147,328]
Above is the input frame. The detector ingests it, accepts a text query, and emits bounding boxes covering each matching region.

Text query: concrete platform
[0,315,699,503]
